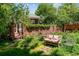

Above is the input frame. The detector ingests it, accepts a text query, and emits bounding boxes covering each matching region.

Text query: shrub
[61,33,77,52]
[27,39,39,49]
[15,35,33,49]
[12,35,44,55]
[0,35,44,56]
[72,44,79,55]
[50,47,70,56]
[26,24,52,28]
[72,33,79,44]
[27,36,44,49]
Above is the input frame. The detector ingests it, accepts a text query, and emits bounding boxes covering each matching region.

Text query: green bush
[0,35,44,56]
[53,32,64,35]
[26,24,52,28]
[61,33,77,52]
[59,32,79,55]
[12,35,44,55]
[15,35,33,49]
[28,39,39,49]
[28,36,44,49]
[50,48,70,56]
[72,33,79,44]
[72,44,79,55]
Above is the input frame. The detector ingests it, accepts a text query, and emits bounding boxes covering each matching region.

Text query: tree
[14,4,30,24]
[0,4,16,35]
[57,3,79,29]
[35,3,56,24]
[0,3,29,39]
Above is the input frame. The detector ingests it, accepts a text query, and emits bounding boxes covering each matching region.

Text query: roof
[29,15,40,20]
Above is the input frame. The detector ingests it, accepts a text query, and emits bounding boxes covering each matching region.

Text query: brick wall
[10,23,62,39]
[22,25,62,36]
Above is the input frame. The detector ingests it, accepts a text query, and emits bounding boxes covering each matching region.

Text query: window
[31,20,35,24]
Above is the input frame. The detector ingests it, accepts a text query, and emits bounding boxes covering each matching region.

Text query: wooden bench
[43,35,62,46]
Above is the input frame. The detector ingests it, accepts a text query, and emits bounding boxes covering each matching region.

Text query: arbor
[35,4,56,24]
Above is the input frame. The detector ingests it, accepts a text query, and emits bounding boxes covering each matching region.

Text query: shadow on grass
[0,48,43,56]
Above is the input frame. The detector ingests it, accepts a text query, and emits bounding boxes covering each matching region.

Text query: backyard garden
[1,3,79,56]
[0,32,79,56]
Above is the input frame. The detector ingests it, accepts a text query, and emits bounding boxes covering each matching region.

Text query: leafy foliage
[72,44,79,55]
[26,24,53,28]
[15,35,33,49]
[0,4,15,35]
[35,4,56,24]
[50,47,71,56]
[57,3,79,28]
[0,32,79,56]
[0,35,44,56]
[0,4,29,38]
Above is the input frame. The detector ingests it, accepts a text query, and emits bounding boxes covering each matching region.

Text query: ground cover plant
[0,32,79,56]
